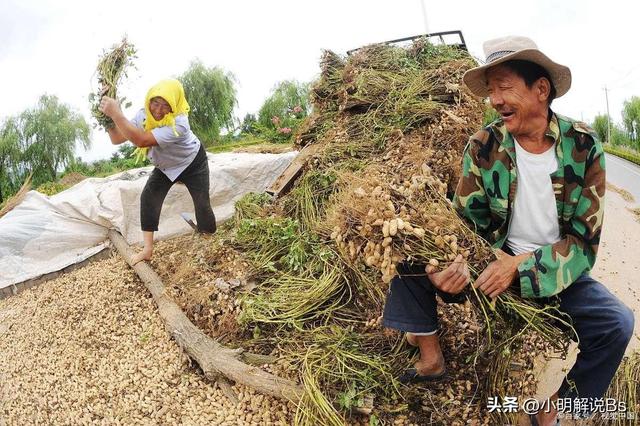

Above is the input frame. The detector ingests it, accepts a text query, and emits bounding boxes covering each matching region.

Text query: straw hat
[463,35,571,98]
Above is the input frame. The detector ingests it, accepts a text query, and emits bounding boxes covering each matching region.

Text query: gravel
[0,254,294,425]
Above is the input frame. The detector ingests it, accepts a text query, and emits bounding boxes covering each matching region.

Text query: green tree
[240,113,257,135]
[117,143,136,159]
[178,59,237,145]
[622,96,640,148]
[19,95,91,186]
[610,125,629,147]
[0,117,23,203]
[592,114,610,144]
[256,80,310,142]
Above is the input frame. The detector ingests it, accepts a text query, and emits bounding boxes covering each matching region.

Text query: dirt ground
[1,184,638,425]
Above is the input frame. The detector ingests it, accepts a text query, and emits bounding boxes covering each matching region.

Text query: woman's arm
[106,126,127,145]
[99,97,158,148]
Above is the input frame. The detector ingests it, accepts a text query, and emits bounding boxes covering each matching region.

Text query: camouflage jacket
[453,112,605,298]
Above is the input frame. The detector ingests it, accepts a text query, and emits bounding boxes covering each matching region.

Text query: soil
[59,172,87,186]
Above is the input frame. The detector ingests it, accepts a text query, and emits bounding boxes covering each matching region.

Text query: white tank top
[505,139,561,255]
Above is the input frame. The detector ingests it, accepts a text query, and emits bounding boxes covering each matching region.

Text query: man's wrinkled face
[149,97,172,121]
[486,65,548,137]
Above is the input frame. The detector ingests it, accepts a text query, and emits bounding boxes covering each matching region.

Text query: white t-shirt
[505,139,561,255]
[131,109,201,181]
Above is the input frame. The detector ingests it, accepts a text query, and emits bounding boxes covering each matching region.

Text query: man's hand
[426,254,470,295]
[99,96,122,119]
[474,249,529,299]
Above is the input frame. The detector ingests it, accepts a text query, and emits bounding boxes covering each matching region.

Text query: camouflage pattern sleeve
[453,138,492,234]
[517,138,605,298]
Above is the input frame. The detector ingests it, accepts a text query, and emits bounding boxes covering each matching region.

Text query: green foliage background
[0,95,90,203]
[254,80,310,142]
[593,97,640,151]
[178,59,238,146]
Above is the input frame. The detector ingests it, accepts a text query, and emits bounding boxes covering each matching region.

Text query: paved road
[605,152,640,205]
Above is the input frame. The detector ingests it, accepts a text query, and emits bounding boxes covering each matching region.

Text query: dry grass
[150,232,253,344]
[627,207,640,224]
[607,182,635,203]
[0,175,31,219]
[233,143,296,154]
[59,172,87,186]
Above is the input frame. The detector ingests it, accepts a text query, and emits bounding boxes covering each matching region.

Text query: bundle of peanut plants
[226,39,574,425]
[89,37,136,130]
[595,352,640,426]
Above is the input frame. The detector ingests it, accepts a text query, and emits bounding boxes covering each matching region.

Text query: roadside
[605,152,640,207]
[529,185,640,425]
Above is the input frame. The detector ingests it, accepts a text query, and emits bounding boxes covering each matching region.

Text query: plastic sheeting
[0,151,296,289]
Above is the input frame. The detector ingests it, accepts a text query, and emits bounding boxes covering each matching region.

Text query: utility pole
[604,86,611,143]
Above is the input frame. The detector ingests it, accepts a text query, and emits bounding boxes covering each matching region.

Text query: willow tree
[20,95,91,186]
[178,59,237,145]
[0,117,22,204]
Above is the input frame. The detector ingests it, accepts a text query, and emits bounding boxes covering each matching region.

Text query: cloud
[0,0,50,61]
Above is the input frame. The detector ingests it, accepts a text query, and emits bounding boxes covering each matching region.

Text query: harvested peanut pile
[136,41,570,425]
[0,255,295,425]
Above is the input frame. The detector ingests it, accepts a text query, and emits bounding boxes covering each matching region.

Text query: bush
[36,181,67,196]
[603,144,640,166]
[240,113,257,135]
[610,125,630,147]
[255,80,310,143]
[482,105,500,126]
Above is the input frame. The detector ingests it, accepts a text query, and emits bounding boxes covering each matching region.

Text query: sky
[1,0,638,163]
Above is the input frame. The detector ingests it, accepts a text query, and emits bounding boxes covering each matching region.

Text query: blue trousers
[382,266,635,402]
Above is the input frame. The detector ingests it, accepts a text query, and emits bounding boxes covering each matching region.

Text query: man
[382,36,634,425]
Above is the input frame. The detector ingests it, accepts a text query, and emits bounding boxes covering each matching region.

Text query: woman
[99,79,216,264]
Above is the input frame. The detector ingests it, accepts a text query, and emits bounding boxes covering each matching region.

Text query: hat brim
[462,49,572,98]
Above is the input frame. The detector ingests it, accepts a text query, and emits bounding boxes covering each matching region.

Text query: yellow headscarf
[132,79,191,163]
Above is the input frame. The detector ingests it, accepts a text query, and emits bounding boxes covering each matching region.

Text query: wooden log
[107,229,304,402]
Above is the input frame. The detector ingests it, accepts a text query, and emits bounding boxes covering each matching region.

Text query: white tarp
[0,151,296,289]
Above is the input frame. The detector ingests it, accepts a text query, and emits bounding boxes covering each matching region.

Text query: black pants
[383,246,517,333]
[140,144,216,233]
[382,261,466,334]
